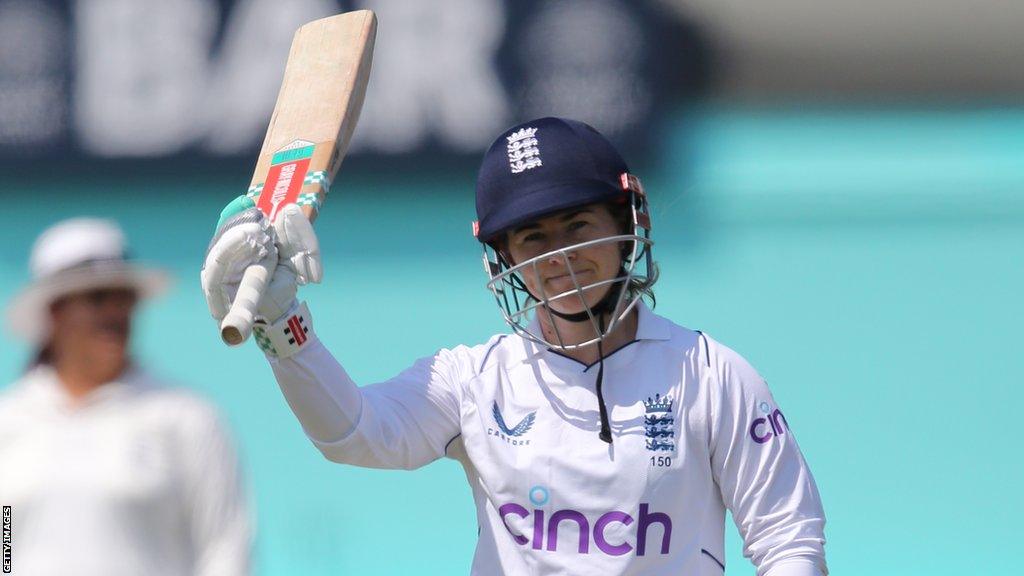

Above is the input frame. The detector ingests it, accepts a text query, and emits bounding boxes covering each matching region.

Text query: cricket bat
[220,10,377,345]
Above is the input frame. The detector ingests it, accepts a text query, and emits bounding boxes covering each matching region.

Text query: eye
[518,232,544,244]
[568,220,589,232]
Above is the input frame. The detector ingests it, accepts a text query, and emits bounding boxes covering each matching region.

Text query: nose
[545,227,583,259]
[544,245,577,267]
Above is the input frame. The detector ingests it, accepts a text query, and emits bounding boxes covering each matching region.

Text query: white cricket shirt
[269,302,827,575]
[0,365,251,576]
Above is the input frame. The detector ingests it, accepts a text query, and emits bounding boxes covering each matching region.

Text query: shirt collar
[23,363,140,409]
[634,300,672,341]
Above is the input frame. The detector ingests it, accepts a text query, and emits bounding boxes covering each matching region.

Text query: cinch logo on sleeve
[749,401,789,444]
[497,486,672,557]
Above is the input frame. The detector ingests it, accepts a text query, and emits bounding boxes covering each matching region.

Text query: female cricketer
[202,117,827,575]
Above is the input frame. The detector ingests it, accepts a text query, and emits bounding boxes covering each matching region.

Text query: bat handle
[220,254,275,346]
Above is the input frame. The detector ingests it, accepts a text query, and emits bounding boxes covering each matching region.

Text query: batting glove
[201,197,322,358]
[201,197,278,323]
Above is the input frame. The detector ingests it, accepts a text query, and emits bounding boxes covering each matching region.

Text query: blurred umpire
[0,218,251,576]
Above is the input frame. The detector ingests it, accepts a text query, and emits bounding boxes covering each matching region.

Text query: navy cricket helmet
[473,117,634,244]
[472,115,656,347]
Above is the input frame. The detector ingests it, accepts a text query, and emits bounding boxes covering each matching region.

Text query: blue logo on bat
[492,402,536,437]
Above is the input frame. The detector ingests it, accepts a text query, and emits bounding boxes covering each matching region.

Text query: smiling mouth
[546,270,592,283]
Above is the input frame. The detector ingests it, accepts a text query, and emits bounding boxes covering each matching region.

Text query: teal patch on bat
[271,145,315,165]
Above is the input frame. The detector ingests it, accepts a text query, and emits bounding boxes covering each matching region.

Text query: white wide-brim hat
[6,218,172,344]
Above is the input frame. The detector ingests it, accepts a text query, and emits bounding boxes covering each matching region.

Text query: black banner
[0,0,711,165]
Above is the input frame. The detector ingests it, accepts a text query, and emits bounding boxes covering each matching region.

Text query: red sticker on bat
[257,157,311,221]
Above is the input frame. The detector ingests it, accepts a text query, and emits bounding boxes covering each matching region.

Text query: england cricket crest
[644,393,675,452]
[506,127,541,173]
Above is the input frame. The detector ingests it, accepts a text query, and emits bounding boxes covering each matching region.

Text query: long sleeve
[268,339,464,470]
[706,340,828,576]
[180,401,252,576]
[267,339,364,444]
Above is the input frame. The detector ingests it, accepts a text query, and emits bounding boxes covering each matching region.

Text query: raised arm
[202,199,463,470]
[268,339,463,469]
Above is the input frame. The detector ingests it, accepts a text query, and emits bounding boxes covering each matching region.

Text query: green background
[2,106,1021,574]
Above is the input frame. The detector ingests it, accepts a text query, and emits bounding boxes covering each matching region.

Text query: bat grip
[220,255,275,346]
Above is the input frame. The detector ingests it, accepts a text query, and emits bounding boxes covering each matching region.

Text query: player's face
[505,203,624,315]
[50,287,137,367]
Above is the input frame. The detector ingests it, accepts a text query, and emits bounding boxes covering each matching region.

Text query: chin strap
[545,278,623,323]
[595,314,612,444]
[541,283,620,444]
[539,276,626,444]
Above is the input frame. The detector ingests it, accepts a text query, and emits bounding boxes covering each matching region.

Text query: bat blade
[221,10,376,346]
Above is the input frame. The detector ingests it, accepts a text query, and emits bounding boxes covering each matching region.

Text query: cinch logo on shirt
[488,402,535,446]
[749,401,789,444]
[497,491,672,556]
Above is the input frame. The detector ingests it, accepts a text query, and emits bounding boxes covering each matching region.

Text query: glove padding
[201,203,277,324]
[201,197,322,327]
[275,202,322,286]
